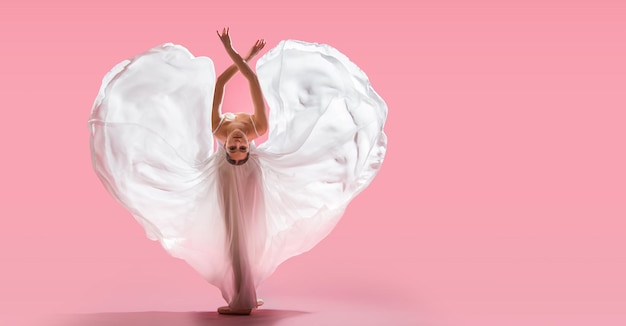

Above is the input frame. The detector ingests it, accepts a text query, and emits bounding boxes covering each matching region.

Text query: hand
[245,39,266,61]
[216,27,233,49]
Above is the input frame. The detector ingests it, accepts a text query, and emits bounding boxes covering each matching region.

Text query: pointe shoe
[217,306,253,315]
[257,298,264,307]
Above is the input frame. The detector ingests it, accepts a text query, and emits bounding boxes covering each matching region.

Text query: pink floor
[38,297,423,326]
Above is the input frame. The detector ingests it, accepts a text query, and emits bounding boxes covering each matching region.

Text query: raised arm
[211,39,266,133]
[215,40,265,86]
[211,74,227,132]
[211,40,265,131]
[217,28,268,136]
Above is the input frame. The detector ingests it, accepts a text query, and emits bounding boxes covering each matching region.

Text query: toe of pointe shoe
[257,298,264,307]
[217,306,253,315]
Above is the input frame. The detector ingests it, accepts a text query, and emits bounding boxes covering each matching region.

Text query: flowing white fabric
[89,40,387,309]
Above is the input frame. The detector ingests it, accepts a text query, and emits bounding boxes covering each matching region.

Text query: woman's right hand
[245,39,266,61]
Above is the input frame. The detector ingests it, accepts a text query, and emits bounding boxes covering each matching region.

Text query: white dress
[89,40,387,310]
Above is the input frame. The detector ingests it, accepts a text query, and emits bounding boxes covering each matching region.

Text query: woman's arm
[211,40,265,132]
[211,85,225,133]
[212,37,267,133]
[217,28,268,136]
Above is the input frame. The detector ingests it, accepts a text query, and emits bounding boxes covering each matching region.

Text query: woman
[211,28,268,314]
[89,28,387,316]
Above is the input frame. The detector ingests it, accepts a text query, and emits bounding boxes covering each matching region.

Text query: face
[225,129,249,161]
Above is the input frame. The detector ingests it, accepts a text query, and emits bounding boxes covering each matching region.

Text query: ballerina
[212,28,268,314]
[89,28,387,316]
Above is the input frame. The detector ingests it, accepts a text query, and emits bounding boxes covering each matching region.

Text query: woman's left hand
[216,27,233,49]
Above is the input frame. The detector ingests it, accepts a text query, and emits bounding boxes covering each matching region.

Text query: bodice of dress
[214,112,260,138]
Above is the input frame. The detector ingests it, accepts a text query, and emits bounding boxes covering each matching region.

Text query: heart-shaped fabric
[89,40,387,309]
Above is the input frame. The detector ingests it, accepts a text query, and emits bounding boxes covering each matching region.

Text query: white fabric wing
[254,40,387,281]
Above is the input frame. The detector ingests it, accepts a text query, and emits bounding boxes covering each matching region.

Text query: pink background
[1,0,625,325]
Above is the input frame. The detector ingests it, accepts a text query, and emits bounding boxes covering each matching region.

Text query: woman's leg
[218,171,257,315]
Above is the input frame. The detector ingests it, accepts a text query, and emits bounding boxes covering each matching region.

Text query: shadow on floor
[52,309,308,326]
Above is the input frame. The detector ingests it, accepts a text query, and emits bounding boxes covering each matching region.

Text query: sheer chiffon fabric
[89,40,387,309]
